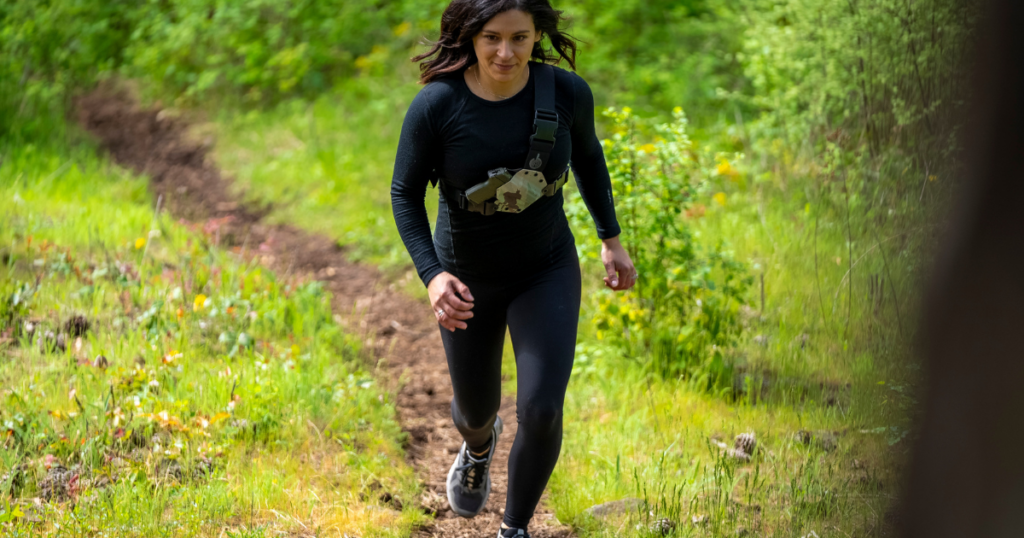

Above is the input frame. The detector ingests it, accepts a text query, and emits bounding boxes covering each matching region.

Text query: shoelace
[456,449,490,490]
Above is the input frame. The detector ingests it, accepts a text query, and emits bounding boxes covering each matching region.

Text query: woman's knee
[517,400,563,434]
[451,399,499,432]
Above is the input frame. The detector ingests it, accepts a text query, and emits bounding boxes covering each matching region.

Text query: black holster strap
[525,64,558,171]
[541,172,569,197]
[441,182,497,216]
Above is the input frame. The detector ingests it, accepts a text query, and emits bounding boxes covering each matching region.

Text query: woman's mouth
[493,63,516,72]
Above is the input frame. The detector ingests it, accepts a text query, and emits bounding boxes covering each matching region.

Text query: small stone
[583,497,643,518]
[795,430,839,452]
[38,331,67,354]
[691,514,708,527]
[649,518,676,535]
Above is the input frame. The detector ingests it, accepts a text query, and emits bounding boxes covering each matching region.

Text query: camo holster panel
[494,169,548,213]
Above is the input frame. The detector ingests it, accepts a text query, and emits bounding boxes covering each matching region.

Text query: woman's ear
[535,31,543,43]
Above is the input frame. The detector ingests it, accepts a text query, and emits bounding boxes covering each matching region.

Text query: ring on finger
[436,308,445,318]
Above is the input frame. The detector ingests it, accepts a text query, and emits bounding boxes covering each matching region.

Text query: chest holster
[441,63,569,216]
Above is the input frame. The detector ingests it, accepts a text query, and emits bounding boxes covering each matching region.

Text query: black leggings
[440,250,581,530]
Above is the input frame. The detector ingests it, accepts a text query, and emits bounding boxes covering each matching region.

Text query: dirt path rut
[76,87,572,538]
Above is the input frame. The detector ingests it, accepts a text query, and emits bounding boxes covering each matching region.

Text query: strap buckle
[530,109,558,148]
[541,169,569,197]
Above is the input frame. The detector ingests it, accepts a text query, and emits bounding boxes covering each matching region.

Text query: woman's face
[472,10,542,83]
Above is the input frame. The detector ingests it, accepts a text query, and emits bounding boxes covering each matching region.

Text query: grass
[0,138,427,536]
[547,362,904,537]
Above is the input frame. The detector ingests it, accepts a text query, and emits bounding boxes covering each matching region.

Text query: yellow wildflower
[193,294,208,312]
[355,55,373,71]
[713,192,727,206]
[639,143,656,154]
[134,237,146,249]
[393,22,411,37]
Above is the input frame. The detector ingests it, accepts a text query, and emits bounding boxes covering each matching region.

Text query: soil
[75,86,572,538]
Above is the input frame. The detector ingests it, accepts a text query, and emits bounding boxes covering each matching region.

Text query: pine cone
[735,432,757,456]
[63,315,90,337]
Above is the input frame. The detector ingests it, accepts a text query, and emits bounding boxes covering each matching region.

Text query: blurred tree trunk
[902,1,1024,536]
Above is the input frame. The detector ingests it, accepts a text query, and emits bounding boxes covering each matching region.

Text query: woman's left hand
[601,236,637,291]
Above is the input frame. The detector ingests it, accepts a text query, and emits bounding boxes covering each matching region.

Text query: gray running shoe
[498,525,530,537]
[446,415,503,518]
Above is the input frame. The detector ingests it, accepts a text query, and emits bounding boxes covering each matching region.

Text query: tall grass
[0,141,425,536]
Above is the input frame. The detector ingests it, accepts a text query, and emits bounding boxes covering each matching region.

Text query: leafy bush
[0,0,142,142]
[736,0,974,155]
[567,107,752,386]
[561,0,746,123]
[124,0,439,103]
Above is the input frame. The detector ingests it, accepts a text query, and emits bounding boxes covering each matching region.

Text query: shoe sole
[447,416,504,518]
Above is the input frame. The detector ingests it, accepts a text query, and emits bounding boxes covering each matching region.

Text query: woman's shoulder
[546,64,593,113]
[414,74,465,108]
[405,74,466,130]
[548,64,591,97]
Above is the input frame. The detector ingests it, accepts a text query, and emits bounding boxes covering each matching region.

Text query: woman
[390,1,635,536]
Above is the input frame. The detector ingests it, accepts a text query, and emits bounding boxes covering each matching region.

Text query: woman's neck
[466,63,530,101]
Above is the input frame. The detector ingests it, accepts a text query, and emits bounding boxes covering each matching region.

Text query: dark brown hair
[412,0,578,84]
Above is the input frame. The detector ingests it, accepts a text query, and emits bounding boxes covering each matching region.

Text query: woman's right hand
[427,272,475,332]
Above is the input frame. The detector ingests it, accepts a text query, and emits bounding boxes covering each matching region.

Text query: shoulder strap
[525,63,558,171]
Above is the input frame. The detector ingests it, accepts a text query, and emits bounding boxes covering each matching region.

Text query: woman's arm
[391,91,477,329]
[568,73,636,291]
[391,92,445,287]
[568,72,622,241]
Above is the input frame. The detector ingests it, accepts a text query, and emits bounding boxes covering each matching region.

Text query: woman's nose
[497,40,514,59]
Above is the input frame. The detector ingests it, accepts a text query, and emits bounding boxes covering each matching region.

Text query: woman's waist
[434,223,575,279]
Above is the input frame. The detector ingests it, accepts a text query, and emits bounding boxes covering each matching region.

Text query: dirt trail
[76,87,571,538]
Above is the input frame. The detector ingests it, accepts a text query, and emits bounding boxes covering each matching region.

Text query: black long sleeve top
[391,62,621,286]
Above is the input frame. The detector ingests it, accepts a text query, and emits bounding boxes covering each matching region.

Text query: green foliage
[737,0,974,152]
[124,0,432,103]
[567,107,752,385]
[0,0,141,142]
[560,0,746,123]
